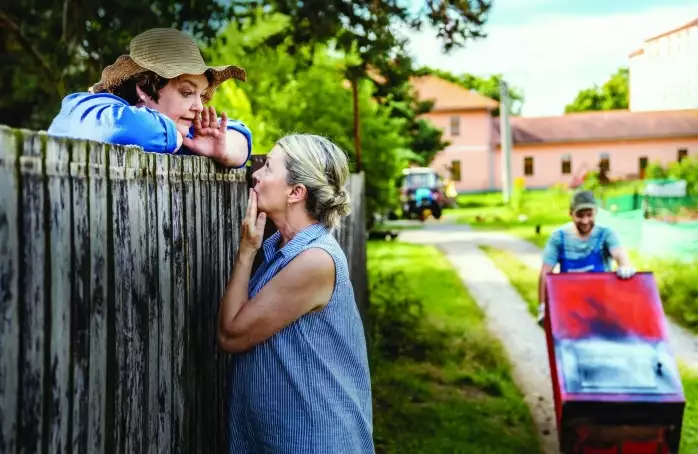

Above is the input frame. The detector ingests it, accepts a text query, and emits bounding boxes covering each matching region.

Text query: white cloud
[404,4,698,117]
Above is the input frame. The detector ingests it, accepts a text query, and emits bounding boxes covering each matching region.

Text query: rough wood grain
[88,143,109,454]
[143,153,160,454]
[0,125,19,454]
[197,158,211,453]
[69,140,90,454]
[46,136,72,454]
[124,149,146,453]
[169,157,187,454]
[18,130,47,454]
[155,154,173,454]
[182,157,198,452]
[110,146,132,454]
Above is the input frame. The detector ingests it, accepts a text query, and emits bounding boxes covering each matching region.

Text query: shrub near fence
[0,126,367,454]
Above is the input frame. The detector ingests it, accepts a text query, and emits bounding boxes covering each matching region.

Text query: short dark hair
[111,71,169,105]
[110,70,215,105]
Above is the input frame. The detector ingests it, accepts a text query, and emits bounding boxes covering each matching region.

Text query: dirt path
[399,226,562,454]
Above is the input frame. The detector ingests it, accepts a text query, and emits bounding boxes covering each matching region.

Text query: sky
[404,0,698,117]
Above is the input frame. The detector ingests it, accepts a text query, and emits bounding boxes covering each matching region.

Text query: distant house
[417,19,698,194]
[629,18,698,112]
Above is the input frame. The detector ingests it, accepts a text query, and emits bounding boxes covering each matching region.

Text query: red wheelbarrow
[544,272,686,454]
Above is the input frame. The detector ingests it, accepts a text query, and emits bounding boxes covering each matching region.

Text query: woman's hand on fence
[241,189,266,255]
[182,106,228,160]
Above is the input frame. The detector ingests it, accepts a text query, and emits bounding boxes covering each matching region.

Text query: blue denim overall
[558,229,607,273]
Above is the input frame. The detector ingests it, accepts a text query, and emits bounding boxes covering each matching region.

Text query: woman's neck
[272,212,317,247]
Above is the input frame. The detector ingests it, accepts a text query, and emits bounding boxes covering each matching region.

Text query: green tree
[1,0,235,129]
[417,67,525,116]
[228,1,493,168]
[207,21,407,219]
[565,67,629,113]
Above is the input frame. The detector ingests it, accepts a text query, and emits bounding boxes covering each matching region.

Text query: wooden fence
[0,127,368,454]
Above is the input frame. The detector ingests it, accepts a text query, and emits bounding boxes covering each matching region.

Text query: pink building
[413,75,698,193]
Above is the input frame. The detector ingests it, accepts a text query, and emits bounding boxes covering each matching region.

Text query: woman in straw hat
[48,28,251,167]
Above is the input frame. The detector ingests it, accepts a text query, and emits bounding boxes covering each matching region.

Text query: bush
[634,253,698,331]
[655,259,698,330]
[368,271,470,366]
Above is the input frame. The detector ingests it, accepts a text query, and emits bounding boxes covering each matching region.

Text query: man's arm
[605,229,631,267]
[538,264,555,306]
[605,228,635,278]
[538,232,560,305]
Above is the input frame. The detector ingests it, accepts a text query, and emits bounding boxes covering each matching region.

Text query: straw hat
[90,28,246,103]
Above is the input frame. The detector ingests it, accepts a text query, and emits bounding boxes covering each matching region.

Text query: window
[639,156,648,178]
[561,154,572,175]
[678,148,688,162]
[599,152,610,172]
[450,160,462,182]
[450,116,460,136]
[524,156,534,176]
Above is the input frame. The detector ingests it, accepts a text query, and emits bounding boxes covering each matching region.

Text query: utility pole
[499,79,514,204]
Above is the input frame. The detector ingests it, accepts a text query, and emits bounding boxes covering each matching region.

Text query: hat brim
[572,203,597,213]
[90,55,246,103]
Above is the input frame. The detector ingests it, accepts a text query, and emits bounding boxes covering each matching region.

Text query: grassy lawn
[447,182,642,245]
[480,244,698,451]
[446,190,568,248]
[679,367,698,450]
[367,240,541,454]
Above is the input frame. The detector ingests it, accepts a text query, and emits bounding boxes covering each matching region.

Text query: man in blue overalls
[537,190,635,325]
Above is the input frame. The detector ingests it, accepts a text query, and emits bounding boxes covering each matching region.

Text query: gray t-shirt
[542,223,621,272]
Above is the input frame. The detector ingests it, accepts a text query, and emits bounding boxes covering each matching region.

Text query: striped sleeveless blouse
[228,223,374,453]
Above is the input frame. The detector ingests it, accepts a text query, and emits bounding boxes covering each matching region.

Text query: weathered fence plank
[46,137,72,454]
[144,153,160,454]
[182,157,197,453]
[69,140,89,454]
[0,129,367,454]
[169,157,186,454]
[0,126,19,454]
[18,130,47,454]
[87,143,109,454]
[196,160,213,452]
[155,154,173,453]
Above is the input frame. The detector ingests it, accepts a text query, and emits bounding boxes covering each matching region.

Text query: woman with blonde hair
[48,28,251,167]
[217,134,374,453]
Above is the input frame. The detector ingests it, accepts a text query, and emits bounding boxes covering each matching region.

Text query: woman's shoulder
[303,233,350,280]
[60,92,129,112]
[48,92,178,153]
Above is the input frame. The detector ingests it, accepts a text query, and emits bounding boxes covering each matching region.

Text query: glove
[616,266,635,279]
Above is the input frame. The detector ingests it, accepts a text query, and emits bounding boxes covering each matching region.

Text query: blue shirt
[47,92,252,168]
[229,224,374,453]
[542,223,622,272]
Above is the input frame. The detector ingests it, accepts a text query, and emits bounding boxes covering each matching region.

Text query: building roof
[628,48,644,59]
[492,109,698,146]
[410,75,499,112]
[645,18,698,43]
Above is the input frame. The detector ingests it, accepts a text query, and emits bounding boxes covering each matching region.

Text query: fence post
[0,125,20,454]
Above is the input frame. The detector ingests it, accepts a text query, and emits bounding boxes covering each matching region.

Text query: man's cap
[570,190,597,213]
